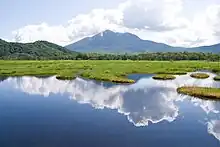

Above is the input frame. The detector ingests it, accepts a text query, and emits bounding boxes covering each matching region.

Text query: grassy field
[177,86,220,100]
[0,60,219,83]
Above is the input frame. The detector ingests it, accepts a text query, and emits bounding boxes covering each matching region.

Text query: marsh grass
[56,75,76,81]
[152,74,176,80]
[177,86,220,100]
[214,76,220,81]
[0,60,219,83]
[190,73,210,79]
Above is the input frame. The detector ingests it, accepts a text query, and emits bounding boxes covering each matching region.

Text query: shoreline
[0,60,219,83]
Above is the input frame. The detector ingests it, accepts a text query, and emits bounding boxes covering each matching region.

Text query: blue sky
[1,0,220,47]
[0,0,125,39]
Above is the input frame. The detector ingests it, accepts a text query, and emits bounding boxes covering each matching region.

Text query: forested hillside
[0,39,78,59]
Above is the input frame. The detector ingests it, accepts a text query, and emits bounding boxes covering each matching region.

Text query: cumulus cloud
[205,5,220,39]
[65,9,124,42]
[9,0,220,47]
[12,8,125,46]
[121,0,187,31]
[12,23,70,45]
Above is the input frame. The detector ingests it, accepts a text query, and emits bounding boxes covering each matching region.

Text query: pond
[0,72,220,147]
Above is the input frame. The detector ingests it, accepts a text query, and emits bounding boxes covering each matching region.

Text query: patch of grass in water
[80,71,135,83]
[110,78,135,84]
[152,74,176,80]
[212,68,220,73]
[56,75,76,81]
[177,86,220,100]
[190,73,210,79]
[214,76,220,81]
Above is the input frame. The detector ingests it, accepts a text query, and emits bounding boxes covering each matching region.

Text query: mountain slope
[0,39,78,59]
[192,44,220,53]
[66,30,220,53]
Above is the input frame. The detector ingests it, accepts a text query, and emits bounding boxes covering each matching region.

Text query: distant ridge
[66,30,220,53]
[0,39,78,59]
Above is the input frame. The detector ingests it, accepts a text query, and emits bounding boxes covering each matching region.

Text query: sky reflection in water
[1,71,220,142]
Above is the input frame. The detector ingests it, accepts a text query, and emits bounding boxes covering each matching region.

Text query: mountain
[0,39,78,59]
[192,44,220,53]
[66,30,220,53]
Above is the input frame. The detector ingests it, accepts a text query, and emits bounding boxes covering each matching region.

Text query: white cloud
[12,8,124,46]
[12,23,69,45]
[9,0,220,47]
[206,5,220,39]
[121,0,187,31]
[65,9,124,41]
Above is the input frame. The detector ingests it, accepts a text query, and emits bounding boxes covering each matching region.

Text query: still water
[0,72,220,147]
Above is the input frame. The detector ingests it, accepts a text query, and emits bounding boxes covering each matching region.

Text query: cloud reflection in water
[2,72,220,140]
[208,120,220,141]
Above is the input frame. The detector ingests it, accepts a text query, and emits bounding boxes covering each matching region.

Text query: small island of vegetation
[56,75,76,81]
[190,73,210,79]
[177,86,220,100]
[152,74,176,80]
[214,76,220,81]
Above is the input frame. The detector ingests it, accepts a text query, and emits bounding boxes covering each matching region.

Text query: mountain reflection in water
[1,71,220,142]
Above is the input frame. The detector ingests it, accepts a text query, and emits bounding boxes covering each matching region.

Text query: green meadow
[0,60,220,83]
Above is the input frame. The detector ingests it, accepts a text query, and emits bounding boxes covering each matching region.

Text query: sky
[1,0,220,47]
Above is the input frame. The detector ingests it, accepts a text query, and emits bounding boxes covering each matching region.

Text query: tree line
[2,52,220,61]
[75,52,220,61]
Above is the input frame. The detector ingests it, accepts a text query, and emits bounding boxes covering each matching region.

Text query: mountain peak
[65,31,220,53]
[96,30,141,40]
[102,29,115,34]
[98,30,116,37]
[66,30,147,52]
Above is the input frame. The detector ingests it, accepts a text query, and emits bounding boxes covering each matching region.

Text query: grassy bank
[177,86,220,100]
[0,60,219,83]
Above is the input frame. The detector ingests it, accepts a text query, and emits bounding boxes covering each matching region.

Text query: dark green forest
[75,52,220,61]
[0,39,78,60]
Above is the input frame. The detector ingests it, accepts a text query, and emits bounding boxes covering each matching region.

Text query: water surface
[0,72,220,147]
